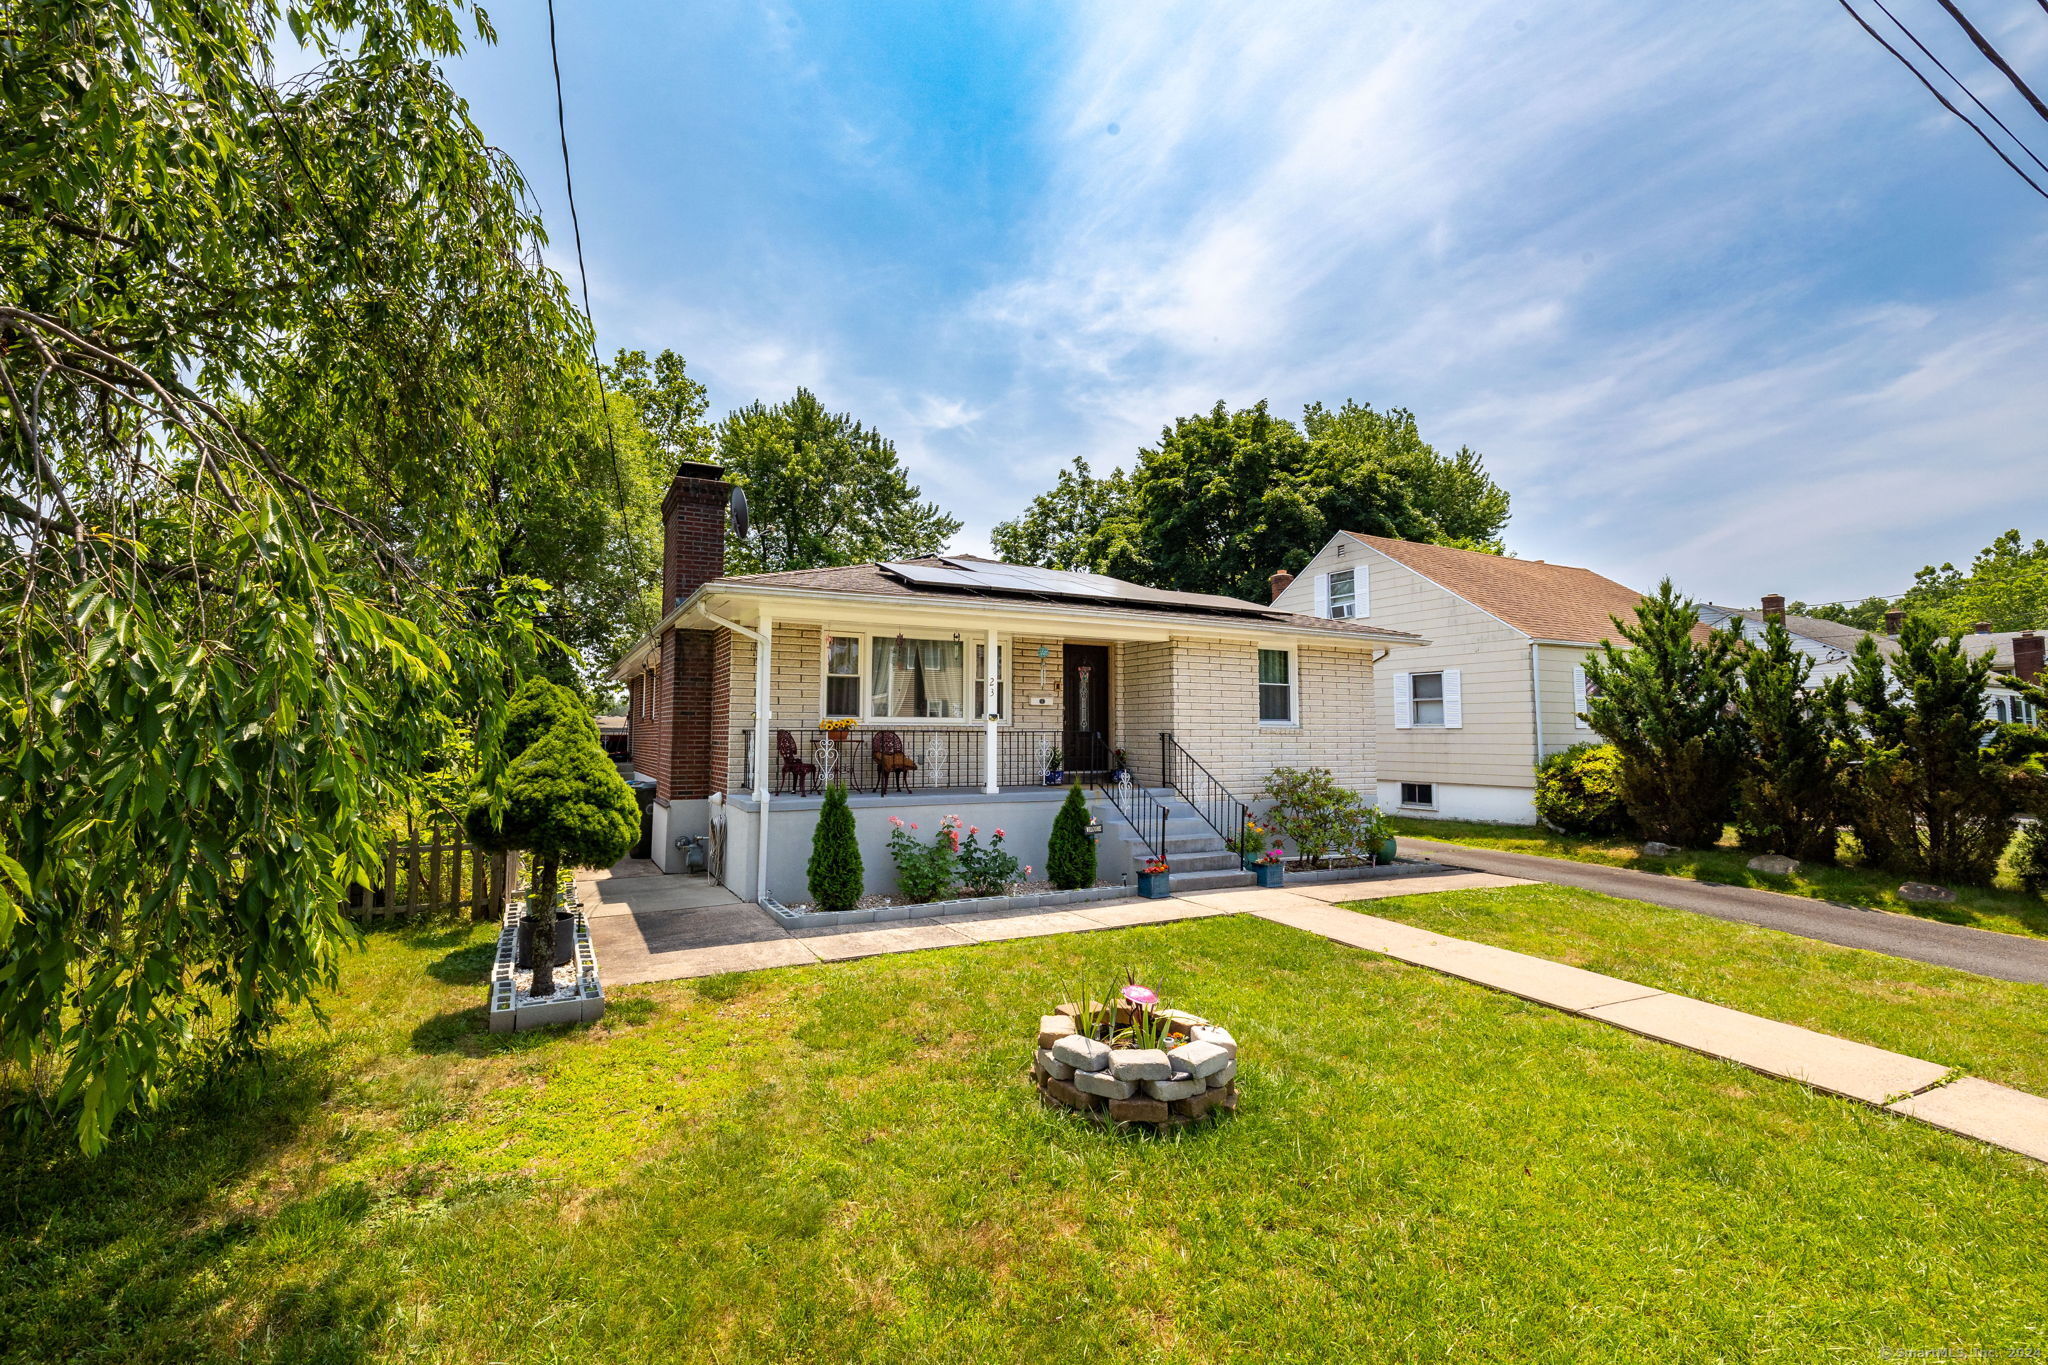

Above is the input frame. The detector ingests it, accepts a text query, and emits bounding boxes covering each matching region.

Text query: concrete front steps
[1092,788,1254,893]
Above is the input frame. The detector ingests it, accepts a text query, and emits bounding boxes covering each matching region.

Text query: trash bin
[629,776,657,860]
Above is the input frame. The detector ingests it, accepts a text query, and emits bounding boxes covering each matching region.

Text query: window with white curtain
[870,637,966,718]
[974,642,1005,719]
[824,637,861,717]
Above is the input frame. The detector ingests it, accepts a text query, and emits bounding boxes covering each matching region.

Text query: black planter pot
[516,912,576,969]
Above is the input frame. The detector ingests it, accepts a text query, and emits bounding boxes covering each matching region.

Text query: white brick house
[612,465,1425,902]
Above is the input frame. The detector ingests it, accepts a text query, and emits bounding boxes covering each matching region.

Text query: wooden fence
[345,821,517,920]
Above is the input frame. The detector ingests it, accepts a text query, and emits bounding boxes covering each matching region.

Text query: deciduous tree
[714,388,960,573]
[0,0,612,1147]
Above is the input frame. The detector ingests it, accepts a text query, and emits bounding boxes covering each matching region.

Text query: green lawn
[1390,814,2048,941]
[5,907,2047,1364]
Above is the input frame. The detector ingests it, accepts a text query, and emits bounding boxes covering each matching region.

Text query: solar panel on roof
[882,557,1290,619]
[881,562,984,589]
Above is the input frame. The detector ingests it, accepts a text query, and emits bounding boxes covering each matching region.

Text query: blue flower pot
[1043,769,1066,786]
[1136,871,1171,899]
[1253,862,1284,887]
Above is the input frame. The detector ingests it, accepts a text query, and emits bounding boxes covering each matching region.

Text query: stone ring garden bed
[1033,992,1238,1128]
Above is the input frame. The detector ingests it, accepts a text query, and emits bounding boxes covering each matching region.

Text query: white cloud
[948,0,2048,597]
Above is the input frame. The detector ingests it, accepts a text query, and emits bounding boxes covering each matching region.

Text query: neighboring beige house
[611,464,1426,902]
[1270,532,1652,824]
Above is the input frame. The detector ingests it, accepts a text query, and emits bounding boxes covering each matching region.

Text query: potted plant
[1249,842,1286,887]
[1137,856,1171,898]
[1042,746,1066,786]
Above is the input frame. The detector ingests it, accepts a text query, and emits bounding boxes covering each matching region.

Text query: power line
[1836,0,2048,201]
[544,0,628,512]
[1931,0,2048,125]
[1869,0,2048,177]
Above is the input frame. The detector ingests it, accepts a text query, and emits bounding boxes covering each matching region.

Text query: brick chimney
[1760,593,1785,625]
[1973,620,1993,635]
[1268,569,1295,603]
[661,461,731,609]
[2016,631,2044,683]
[1884,609,1904,636]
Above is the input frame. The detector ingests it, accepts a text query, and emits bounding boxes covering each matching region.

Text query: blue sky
[439,0,2048,607]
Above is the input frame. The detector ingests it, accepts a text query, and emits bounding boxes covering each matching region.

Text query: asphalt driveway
[1398,836,2048,987]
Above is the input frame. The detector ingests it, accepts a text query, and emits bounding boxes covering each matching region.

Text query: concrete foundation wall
[1377,780,1537,826]
[719,788,1128,905]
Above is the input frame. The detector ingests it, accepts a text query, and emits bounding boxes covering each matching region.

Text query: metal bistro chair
[869,729,919,795]
[776,729,819,796]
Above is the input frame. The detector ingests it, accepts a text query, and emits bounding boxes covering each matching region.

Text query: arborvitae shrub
[807,783,864,912]
[1046,783,1096,890]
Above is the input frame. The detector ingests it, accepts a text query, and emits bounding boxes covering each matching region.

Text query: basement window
[1399,782,1435,809]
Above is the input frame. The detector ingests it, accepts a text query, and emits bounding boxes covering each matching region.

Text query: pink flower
[968,825,979,836]
[909,822,919,830]
[888,815,905,827]
[993,828,1006,839]
[1023,865,1032,876]
[1121,984,1159,1007]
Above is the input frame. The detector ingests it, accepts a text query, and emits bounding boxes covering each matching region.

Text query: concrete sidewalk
[576,866,2048,1165]
[1400,835,2048,986]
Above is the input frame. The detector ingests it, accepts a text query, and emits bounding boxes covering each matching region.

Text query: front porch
[741,725,1122,798]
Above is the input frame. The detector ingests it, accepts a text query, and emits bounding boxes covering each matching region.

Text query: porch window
[824,637,861,717]
[974,642,1006,720]
[1258,648,1294,723]
[870,636,967,718]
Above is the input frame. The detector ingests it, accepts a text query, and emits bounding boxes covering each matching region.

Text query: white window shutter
[1313,573,1330,617]
[1356,565,1369,618]
[1394,671,1413,729]
[1573,664,1590,728]
[1442,669,1463,728]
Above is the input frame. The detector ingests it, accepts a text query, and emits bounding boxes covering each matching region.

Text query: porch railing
[741,726,1073,795]
[1160,730,1251,857]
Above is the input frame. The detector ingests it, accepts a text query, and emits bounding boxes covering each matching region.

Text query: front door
[1062,644,1111,772]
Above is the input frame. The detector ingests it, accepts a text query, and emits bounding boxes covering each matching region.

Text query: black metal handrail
[1069,730,1166,860]
[1160,731,1250,859]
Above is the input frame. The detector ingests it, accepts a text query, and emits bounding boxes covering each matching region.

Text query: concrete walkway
[1400,835,2048,986]
[573,866,2048,1165]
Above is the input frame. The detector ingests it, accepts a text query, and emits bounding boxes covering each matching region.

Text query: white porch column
[753,612,774,901]
[983,626,1000,794]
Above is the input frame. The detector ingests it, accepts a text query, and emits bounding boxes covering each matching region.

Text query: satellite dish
[729,486,750,540]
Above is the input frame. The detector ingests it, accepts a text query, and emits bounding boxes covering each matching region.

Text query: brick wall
[660,463,730,611]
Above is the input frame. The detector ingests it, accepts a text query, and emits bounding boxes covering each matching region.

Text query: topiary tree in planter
[1047,782,1096,890]
[467,680,638,997]
[807,783,863,912]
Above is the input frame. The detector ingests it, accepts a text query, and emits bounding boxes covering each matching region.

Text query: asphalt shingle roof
[1345,533,1650,644]
[711,557,1421,641]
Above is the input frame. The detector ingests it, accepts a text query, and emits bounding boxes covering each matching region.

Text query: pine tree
[807,783,864,912]
[1840,619,2020,884]
[1733,622,1847,862]
[1046,783,1097,890]
[1581,579,1741,847]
